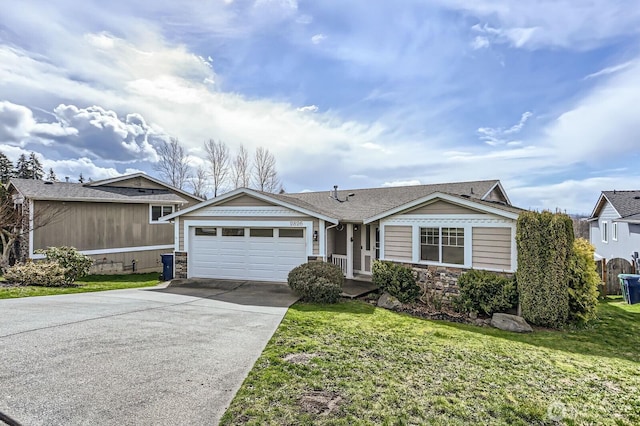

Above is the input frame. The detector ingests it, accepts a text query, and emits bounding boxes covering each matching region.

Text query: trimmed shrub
[516,211,574,328]
[35,246,94,285]
[372,260,420,303]
[454,269,517,315]
[287,262,343,303]
[4,261,67,286]
[567,238,600,323]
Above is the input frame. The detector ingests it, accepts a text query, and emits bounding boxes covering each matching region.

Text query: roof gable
[161,188,339,223]
[589,190,640,219]
[402,199,484,216]
[364,192,521,224]
[86,173,203,203]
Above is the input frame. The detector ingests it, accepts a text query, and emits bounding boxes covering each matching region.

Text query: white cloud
[584,61,635,80]
[311,34,326,44]
[382,180,421,187]
[0,101,77,143]
[458,1,640,50]
[297,105,318,113]
[471,36,490,49]
[542,60,640,163]
[477,111,532,145]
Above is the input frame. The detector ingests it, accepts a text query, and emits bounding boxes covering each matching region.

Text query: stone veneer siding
[396,262,514,305]
[174,251,188,279]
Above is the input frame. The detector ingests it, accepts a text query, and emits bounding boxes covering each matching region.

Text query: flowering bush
[4,261,67,286]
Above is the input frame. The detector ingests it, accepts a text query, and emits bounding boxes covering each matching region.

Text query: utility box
[161,253,174,281]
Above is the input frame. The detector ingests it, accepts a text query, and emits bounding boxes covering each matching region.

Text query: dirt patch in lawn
[299,391,343,415]
[282,352,319,365]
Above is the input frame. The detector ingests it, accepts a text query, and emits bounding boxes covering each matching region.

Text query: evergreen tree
[28,152,44,180]
[78,172,85,183]
[14,154,30,179]
[0,152,13,184]
[47,168,57,182]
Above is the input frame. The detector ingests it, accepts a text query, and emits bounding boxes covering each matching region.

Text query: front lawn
[222,298,640,425]
[0,273,161,299]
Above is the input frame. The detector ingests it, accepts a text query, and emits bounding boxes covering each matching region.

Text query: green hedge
[372,260,420,303]
[516,211,573,328]
[454,269,518,315]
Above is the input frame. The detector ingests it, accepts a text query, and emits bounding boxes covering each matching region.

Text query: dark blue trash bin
[161,253,174,281]
[618,274,640,304]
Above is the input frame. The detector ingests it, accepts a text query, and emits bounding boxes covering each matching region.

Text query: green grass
[221,298,640,425]
[0,273,161,299]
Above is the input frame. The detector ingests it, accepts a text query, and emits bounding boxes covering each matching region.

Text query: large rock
[377,292,402,310]
[490,313,533,333]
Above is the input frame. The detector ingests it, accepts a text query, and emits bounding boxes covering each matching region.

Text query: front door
[361,224,379,274]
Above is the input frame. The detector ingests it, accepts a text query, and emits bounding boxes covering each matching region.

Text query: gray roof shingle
[263,180,521,222]
[602,190,640,218]
[9,179,186,204]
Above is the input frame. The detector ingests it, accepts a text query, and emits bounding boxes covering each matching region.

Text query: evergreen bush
[287,262,343,303]
[516,211,573,328]
[454,269,518,315]
[567,238,600,323]
[372,260,420,303]
[36,246,94,285]
[4,261,67,286]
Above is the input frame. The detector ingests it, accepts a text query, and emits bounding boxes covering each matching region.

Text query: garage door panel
[189,228,307,282]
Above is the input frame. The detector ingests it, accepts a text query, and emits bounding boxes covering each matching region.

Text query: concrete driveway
[0,281,298,426]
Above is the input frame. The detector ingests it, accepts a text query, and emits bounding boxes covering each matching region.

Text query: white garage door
[189,226,307,282]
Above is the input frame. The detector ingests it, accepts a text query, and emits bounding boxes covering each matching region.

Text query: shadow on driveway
[150,279,299,308]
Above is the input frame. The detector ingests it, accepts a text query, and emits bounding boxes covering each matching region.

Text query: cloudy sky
[1,0,639,213]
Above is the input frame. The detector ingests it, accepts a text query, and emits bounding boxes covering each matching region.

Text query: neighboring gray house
[588,190,640,262]
[7,173,202,273]
[162,179,523,283]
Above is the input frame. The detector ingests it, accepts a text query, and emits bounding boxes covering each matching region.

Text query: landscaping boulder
[490,313,533,333]
[377,292,402,310]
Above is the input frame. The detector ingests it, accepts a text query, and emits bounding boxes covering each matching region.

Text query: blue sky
[1,0,640,213]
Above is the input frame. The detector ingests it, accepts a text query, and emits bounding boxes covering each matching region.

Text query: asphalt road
[0,282,297,426]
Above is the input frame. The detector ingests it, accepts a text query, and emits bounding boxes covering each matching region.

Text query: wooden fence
[597,258,634,296]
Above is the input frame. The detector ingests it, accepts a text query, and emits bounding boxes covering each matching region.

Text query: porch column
[318,219,325,261]
[346,223,354,278]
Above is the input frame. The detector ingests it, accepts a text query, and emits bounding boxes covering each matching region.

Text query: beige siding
[384,226,412,261]
[472,227,512,270]
[89,248,167,274]
[404,200,480,215]
[220,195,276,207]
[33,201,173,251]
[105,177,167,190]
[326,227,335,258]
[485,187,508,203]
[178,215,319,255]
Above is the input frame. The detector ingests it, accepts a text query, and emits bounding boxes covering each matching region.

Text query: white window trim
[411,224,471,268]
[150,204,174,224]
[612,222,618,241]
[602,221,608,243]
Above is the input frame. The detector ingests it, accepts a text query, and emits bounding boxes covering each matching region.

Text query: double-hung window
[612,222,618,241]
[420,227,465,265]
[602,221,608,243]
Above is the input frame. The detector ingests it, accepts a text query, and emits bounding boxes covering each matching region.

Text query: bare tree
[204,139,230,197]
[0,188,68,269]
[252,147,281,193]
[231,144,251,189]
[154,138,191,189]
[189,166,209,200]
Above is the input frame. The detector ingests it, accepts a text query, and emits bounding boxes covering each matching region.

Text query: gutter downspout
[325,223,339,262]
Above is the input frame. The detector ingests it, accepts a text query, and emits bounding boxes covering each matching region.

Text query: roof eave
[29,197,186,204]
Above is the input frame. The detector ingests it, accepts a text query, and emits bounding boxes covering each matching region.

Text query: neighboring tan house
[162,180,523,283]
[588,190,640,263]
[7,173,202,273]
